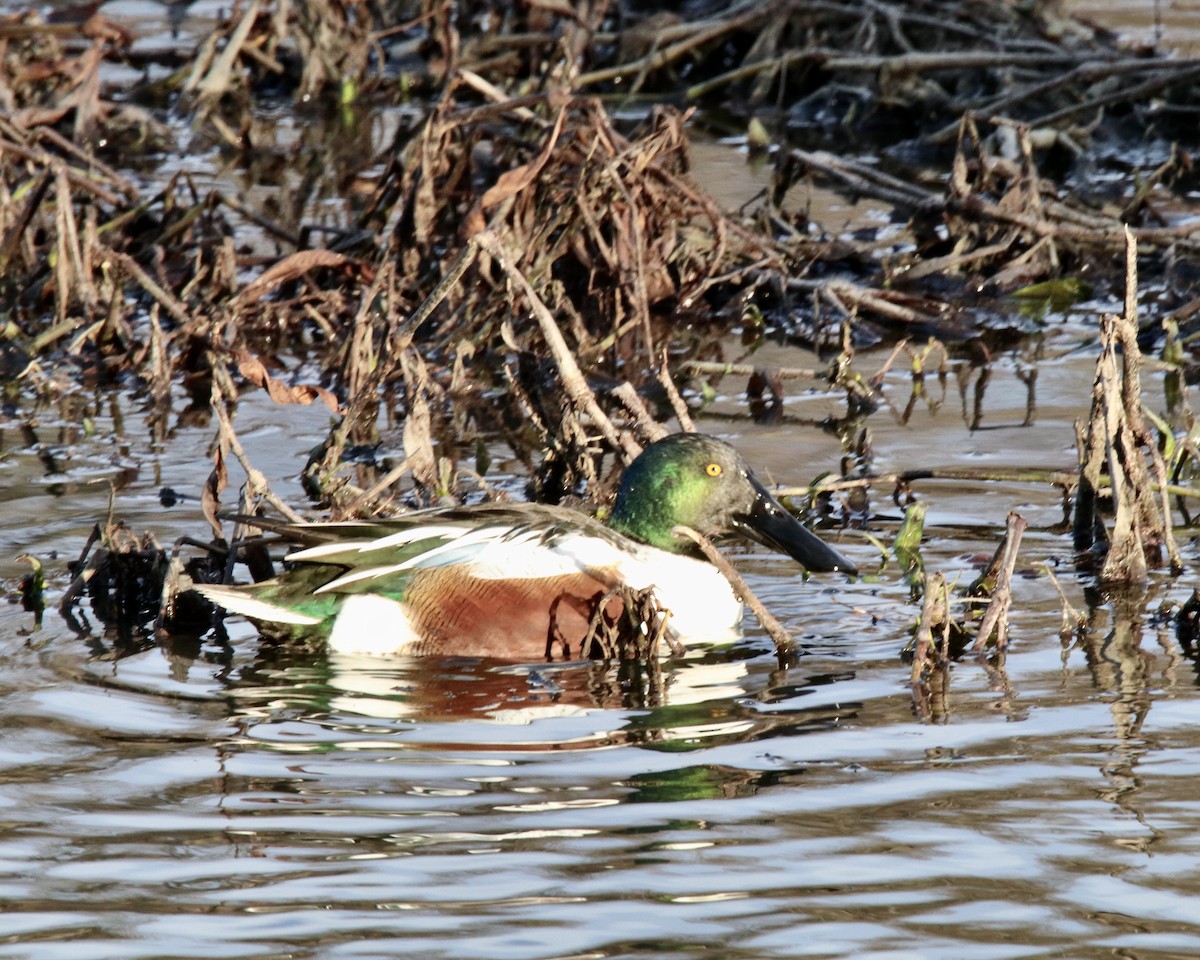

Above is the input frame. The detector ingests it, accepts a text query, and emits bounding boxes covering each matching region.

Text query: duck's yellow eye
[705,462,723,477]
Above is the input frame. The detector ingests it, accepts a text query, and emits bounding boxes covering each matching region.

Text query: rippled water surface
[8,1,1200,957]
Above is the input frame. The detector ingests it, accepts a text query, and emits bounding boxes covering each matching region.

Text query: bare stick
[405,240,480,337]
[772,464,1079,499]
[457,68,547,127]
[193,0,262,98]
[0,137,124,207]
[218,193,303,248]
[819,278,943,326]
[972,511,1027,654]
[911,571,948,686]
[611,383,669,442]
[211,363,304,523]
[1041,562,1086,636]
[35,127,137,199]
[785,149,940,212]
[575,6,768,87]
[825,49,1105,73]
[658,350,697,433]
[1031,61,1200,129]
[928,58,1200,144]
[98,246,192,326]
[340,457,412,516]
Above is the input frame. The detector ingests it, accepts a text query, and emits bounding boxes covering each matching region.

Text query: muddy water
[1067,0,1200,54]
[6,1,1200,959]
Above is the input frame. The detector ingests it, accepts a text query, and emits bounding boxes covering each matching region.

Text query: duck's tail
[193,583,325,627]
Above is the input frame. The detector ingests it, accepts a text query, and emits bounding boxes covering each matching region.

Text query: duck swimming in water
[195,433,856,660]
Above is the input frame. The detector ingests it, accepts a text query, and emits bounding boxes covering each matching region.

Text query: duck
[194,433,856,661]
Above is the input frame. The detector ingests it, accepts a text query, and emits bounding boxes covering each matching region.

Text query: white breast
[467,528,745,641]
[612,547,744,642]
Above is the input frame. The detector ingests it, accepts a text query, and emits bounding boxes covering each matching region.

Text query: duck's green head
[608,433,857,574]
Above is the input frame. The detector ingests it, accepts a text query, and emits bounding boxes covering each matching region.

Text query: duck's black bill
[734,477,858,575]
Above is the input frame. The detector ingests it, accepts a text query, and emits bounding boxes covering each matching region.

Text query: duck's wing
[301,509,632,593]
[197,505,631,632]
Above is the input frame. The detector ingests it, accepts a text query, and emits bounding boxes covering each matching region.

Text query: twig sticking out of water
[910,571,951,689]
[1041,563,1087,639]
[970,511,1027,654]
[906,511,1023,717]
[210,361,305,525]
[1073,228,1183,582]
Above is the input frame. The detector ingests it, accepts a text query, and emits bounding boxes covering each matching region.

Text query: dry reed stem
[97,246,192,326]
[1116,228,1183,573]
[1041,562,1086,637]
[575,6,770,88]
[192,0,261,99]
[340,457,412,516]
[210,362,304,524]
[399,349,441,498]
[774,465,1079,501]
[657,351,697,434]
[217,193,302,248]
[816,278,945,327]
[971,511,1027,654]
[910,571,950,687]
[611,383,669,443]
[0,132,126,207]
[684,359,828,382]
[1031,60,1200,128]
[1073,228,1180,581]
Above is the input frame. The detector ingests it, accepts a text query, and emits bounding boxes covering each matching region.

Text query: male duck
[196,433,856,660]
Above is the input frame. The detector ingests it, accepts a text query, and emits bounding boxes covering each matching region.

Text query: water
[4,311,1200,958]
[8,1,1200,956]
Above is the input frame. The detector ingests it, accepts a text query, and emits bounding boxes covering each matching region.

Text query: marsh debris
[58,522,170,639]
[1072,230,1183,582]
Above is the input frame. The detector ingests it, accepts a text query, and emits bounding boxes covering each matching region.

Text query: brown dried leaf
[202,445,228,542]
[81,14,135,47]
[235,349,341,413]
[235,249,363,305]
[462,106,567,238]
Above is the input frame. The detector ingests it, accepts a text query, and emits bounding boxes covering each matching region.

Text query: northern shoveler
[195,433,856,660]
